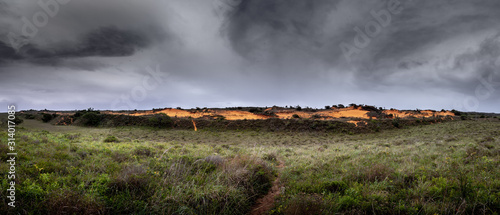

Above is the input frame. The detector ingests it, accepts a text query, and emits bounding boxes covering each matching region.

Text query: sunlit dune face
[129,109,269,120]
[125,107,371,120]
[69,107,454,121]
[130,109,195,117]
[383,110,455,118]
[213,110,270,120]
[318,107,370,119]
[274,106,370,119]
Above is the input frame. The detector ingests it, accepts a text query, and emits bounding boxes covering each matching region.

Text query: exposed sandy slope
[110,107,455,122]
[273,106,370,119]
[128,107,372,120]
[40,107,455,127]
[383,109,454,118]
[130,109,270,120]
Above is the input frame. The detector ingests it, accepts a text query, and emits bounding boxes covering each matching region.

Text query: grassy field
[1,117,499,214]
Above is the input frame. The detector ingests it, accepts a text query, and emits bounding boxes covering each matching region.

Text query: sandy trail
[250,160,285,215]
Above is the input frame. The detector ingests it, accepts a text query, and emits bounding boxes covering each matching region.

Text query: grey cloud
[222,0,342,64]
[222,0,500,71]
[2,26,165,63]
[1,0,499,113]
[0,40,21,61]
[0,0,172,69]
[454,34,500,70]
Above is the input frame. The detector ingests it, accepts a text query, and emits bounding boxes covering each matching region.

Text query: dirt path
[250,160,285,215]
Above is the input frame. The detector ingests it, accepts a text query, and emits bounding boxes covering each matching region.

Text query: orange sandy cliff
[116,107,455,126]
[383,109,454,118]
[29,106,456,127]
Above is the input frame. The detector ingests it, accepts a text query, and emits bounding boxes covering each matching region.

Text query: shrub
[283,194,323,215]
[81,112,101,127]
[41,113,53,123]
[292,114,300,119]
[223,156,274,200]
[325,106,331,109]
[12,117,24,125]
[451,109,462,116]
[103,136,119,143]
[295,106,302,111]
[44,189,104,215]
[108,165,149,194]
[321,181,348,193]
[392,118,401,128]
[134,146,152,157]
[147,114,172,128]
[74,108,100,118]
[311,114,322,119]
[262,111,277,117]
[24,113,36,119]
[249,108,261,113]
[0,143,9,160]
[262,152,278,162]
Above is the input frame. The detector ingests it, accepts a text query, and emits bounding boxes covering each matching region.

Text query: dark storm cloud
[0,27,163,72]
[0,40,21,61]
[215,0,500,112]
[449,33,500,92]
[222,0,500,70]
[1,0,499,112]
[0,0,171,68]
[222,0,342,64]
[21,26,155,58]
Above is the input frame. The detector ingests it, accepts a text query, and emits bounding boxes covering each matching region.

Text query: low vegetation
[0,115,498,214]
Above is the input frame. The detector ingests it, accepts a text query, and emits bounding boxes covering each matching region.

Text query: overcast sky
[1,0,499,112]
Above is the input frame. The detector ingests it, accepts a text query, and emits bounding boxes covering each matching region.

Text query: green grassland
[0,117,499,214]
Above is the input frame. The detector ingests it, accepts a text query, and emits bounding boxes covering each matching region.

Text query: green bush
[41,113,53,123]
[392,118,401,128]
[147,114,172,128]
[81,112,101,127]
[73,108,100,120]
[216,115,226,121]
[311,114,322,119]
[249,108,261,113]
[103,136,119,143]
[12,117,24,125]
[24,113,36,119]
